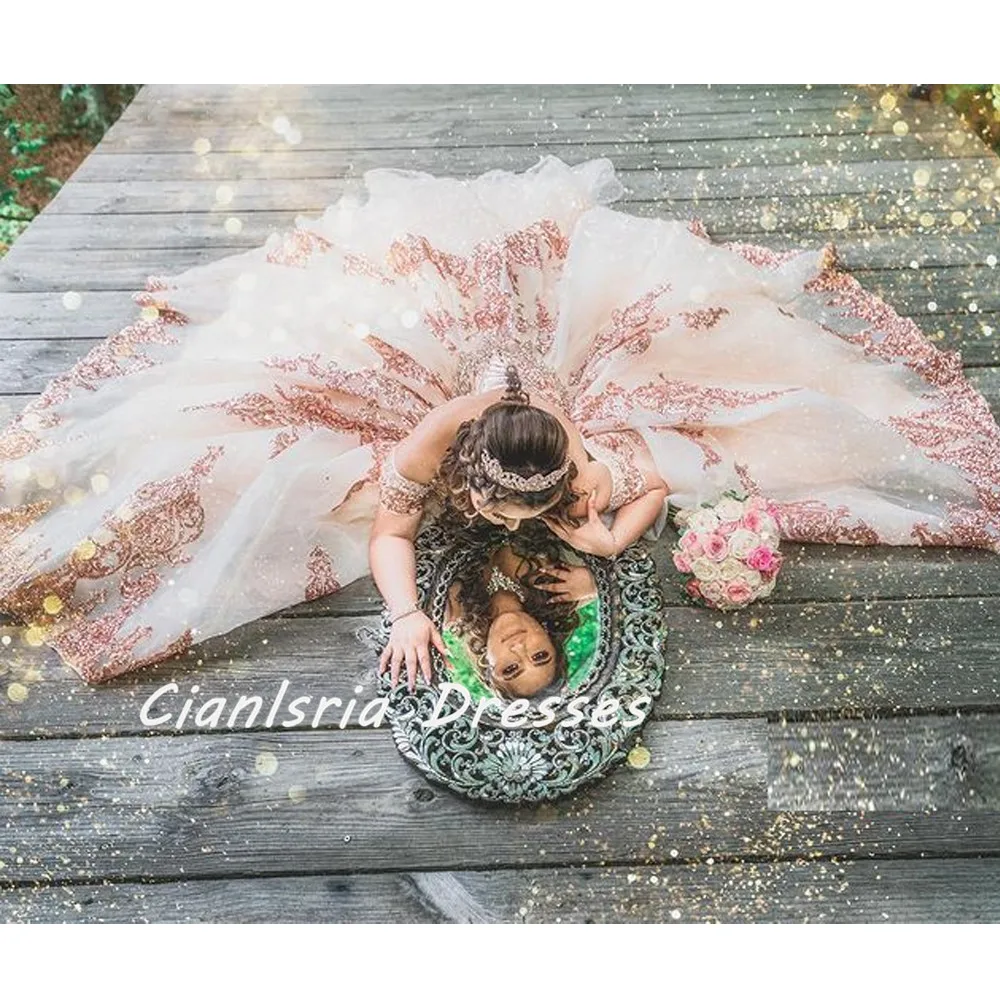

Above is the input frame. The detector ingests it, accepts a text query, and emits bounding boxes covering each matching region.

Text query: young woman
[3,155,998,684]
[370,364,666,691]
[439,527,598,701]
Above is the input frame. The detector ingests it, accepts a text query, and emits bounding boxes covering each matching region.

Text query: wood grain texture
[3,857,999,922]
[89,122,973,158]
[4,718,1000,887]
[7,209,999,263]
[769,714,1000,811]
[4,590,1000,737]
[62,150,996,194]
[2,82,999,922]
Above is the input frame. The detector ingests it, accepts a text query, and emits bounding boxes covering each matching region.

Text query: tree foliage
[0,84,140,253]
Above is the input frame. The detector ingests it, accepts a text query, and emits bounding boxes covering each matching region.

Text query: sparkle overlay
[4,150,1000,685]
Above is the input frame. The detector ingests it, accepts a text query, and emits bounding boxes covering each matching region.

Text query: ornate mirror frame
[361,519,667,804]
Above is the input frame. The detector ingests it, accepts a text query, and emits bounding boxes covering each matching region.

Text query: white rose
[715,497,745,523]
[728,528,759,559]
[760,524,781,546]
[691,556,720,581]
[688,508,720,533]
[718,556,743,581]
[740,566,763,588]
[701,579,727,604]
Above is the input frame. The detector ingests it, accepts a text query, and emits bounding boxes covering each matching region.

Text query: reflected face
[485,610,559,698]
[468,489,560,531]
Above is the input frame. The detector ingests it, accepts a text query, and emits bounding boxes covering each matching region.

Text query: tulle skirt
[2,154,998,683]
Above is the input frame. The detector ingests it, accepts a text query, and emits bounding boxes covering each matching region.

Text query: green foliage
[1,84,138,253]
[0,103,52,250]
[0,187,34,247]
[60,84,140,141]
[936,84,1000,154]
[3,118,48,157]
[943,83,989,101]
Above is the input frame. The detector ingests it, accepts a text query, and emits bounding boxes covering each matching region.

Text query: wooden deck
[2,84,1000,923]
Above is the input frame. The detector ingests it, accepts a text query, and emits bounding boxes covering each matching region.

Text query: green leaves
[4,119,48,160]
[59,84,139,141]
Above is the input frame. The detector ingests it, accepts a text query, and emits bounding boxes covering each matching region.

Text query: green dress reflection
[442,595,600,701]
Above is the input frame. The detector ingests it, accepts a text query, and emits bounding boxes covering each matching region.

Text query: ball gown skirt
[2,155,999,684]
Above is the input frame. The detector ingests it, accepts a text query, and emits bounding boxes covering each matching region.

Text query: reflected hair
[445,519,581,699]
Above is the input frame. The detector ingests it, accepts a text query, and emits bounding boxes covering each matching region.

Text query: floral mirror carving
[360,519,667,804]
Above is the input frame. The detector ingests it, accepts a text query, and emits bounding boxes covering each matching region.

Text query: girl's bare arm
[368,392,496,689]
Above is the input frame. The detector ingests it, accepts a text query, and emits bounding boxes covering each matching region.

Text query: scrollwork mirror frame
[362,519,667,804]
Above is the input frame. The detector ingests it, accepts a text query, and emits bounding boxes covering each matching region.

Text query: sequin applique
[583,436,649,511]
[452,334,572,412]
[378,447,433,516]
[305,544,342,602]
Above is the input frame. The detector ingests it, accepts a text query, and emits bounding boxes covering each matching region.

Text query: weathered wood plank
[124,89,965,146]
[4,857,999,922]
[769,714,1000,811]
[4,592,1000,737]
[0,719,765,882]
[0,871,441,922]
[66,148,997,189]
[132,84,904,118]
[43,178,350,215]
[90,122,972,160]
[3,719,1000,885]
[38,170,1000,217]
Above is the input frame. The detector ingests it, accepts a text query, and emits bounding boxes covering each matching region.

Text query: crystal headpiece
[480,448,571,492]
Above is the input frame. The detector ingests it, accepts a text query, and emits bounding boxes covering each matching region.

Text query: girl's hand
[532,564,598,604]
[378,610,449,693]
[542,489,617,558]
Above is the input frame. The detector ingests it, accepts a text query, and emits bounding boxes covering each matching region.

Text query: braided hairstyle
[446,519,581,698]
[436,365,583,531]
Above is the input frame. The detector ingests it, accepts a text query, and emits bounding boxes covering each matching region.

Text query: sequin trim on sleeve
[378,448,433,516]
[583,438,648,511]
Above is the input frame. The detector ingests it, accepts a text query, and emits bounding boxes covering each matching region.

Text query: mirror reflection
[442,532,600,701]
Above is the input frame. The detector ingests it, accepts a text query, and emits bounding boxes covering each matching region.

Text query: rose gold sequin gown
[2,155,999,682]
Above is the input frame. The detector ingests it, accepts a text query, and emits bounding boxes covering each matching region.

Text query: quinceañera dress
[3,155,1000,683]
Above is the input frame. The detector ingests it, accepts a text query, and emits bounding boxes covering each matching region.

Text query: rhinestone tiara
[480,448,571,492]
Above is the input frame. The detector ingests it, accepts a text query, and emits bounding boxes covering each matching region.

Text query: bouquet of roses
[670,490,784,611]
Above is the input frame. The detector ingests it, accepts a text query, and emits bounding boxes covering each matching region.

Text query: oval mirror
[363,518,667,804]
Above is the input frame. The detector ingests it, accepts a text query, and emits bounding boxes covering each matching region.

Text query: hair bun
[503,364,530,405]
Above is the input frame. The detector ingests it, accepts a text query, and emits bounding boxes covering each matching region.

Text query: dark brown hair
[435,365,583,529]
[446,519,581,698]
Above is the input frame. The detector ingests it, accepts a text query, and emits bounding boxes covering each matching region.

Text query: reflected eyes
[501,651,551,677]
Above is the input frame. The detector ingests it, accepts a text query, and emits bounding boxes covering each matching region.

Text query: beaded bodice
[451,333,572,412]
[378,332,651,517]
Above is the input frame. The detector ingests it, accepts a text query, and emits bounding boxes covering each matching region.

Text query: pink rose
[740,508,764,533]
[725,579,753,605]
[747,546,782,574]
[717,519,739,536]
[673,550,693,574]
[685,578,703,600]
[703,532,730,562]
[679,530,705,558]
